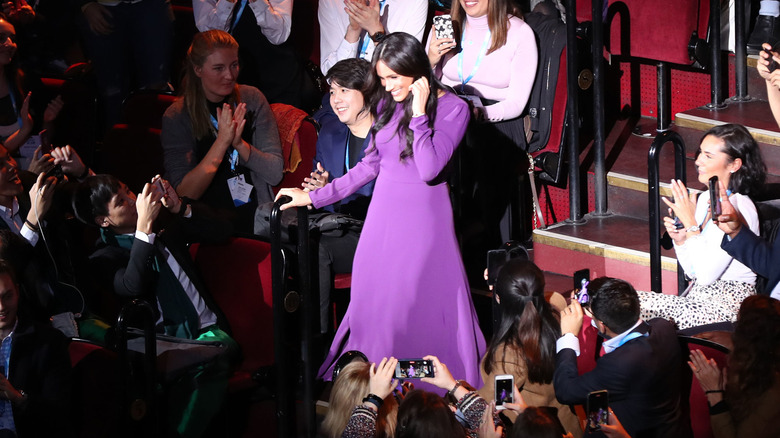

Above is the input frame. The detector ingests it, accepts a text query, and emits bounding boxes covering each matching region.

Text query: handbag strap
[527,153,546,229]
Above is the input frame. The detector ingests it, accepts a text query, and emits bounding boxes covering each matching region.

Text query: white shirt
[674,191,759,286]
[0,198,39,247]
[318,0,428,74]
[134,230,218,330]
[194,0,293,45]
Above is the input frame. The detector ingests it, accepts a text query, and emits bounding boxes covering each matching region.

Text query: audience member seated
[341,355,492,438]
[161,30,283,236]
[637,124,766,329]
[322,356,398,438]
[76,0,173,129]
[428,0,538,251]
[689,295,780,438]
[0,15,63,155]
[0,260,73,437]
[318,0,428,74]
[304,58,374,333]
[554,277,692,438]
[477,259,580,436]
[193,0,320,110]
[72,174,238,438]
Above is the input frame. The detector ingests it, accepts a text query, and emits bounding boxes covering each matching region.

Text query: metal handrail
[565,0,583,222]
[647,131,687,295]
[591,0,607,215]
[270,196,294,437]
[297,205,316,438]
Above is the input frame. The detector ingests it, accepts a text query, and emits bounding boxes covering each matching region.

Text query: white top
[194,0,293,45]
[318,0,428,74]
[674,191,759,286]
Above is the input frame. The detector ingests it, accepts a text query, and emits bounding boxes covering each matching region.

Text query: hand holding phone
[433,15,454,40]
[587,390,609,432]
[494,375,514,410]
[766,47,779,73]
[486,249,508,287]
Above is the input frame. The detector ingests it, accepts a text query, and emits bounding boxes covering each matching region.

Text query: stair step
[533,214,680,293]
[675,99,780,146]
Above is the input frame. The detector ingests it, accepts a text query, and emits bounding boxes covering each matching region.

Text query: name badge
[227,174,253,207]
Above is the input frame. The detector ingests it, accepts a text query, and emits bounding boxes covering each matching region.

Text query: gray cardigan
[161,84,283,205]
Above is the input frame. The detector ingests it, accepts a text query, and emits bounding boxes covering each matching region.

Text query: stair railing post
[648,131,687,295]
[592,0,607,215]
[734,0,749,101]
[270,196,294,437]
[708,0,726,109]
[297,206,316,438]
[565,0,583,222]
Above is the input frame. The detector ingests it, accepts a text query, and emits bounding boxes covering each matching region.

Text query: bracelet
[705,390,725,394]
[362,393,384,410]
[447,380,463,398]
[24,220,39,232]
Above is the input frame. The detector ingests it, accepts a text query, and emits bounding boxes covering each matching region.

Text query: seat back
[70,339,120,438]
[189,237,275,390]
[98,125,165,194]
[270,103,319,194]
[679,335,730,438]
[120,91,177,130]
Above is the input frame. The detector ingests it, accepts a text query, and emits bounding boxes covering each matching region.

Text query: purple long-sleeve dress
[310,92,486,386]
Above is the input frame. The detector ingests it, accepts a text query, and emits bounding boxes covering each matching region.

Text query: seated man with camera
[72,174,238,438]
[553,277,691,438]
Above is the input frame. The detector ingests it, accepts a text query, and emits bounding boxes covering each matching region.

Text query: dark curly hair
[726,295,780,422]
[698,124,766,196]
[365,32,444,161]
[484,259,559,384]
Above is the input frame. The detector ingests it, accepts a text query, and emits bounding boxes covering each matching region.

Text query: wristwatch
[370,31,386,43]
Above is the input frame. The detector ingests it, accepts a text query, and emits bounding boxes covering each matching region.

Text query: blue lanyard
[7,91,22,128]
[358,0,387,59]
[210,114,239,172]
[344,133,353,171]
[230,0,248,33]
[458,27,491,91]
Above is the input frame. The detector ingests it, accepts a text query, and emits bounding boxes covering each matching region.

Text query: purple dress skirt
[310,93,487,387]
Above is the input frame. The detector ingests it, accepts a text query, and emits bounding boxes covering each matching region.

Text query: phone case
[494,374,514,409]
[433,15,454,40]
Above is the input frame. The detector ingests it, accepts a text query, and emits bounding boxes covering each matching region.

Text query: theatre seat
[70,339,120,438]
[679,335,730,438]
[270,103,319,194]
[189,237,275,392]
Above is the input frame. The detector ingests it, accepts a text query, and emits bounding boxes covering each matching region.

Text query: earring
[730,170,735,174]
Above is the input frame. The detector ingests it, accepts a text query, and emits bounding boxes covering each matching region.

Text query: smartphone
[486,249,508,287]
[39,129,52,154]
[153,178,167,197]
[708,175,721,219]
[44,164,64,183]
[433,15,454,40]
[586,390,609,432]
[673,216,685,229]
[394,359,434,379]
[766,47,779,73]
[494,374,514,410]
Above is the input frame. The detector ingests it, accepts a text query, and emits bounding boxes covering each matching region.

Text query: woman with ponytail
[478,259,581,437]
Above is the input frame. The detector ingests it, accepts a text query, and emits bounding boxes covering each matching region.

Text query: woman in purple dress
[277,32,486,387]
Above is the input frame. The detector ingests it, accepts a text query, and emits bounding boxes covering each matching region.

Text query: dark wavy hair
[698,124,766,196]
[395,390,465,438]
[484,259,559,384]
[509,407,567,438]
[366,32,443,161]
[587,277,640,334]
[726,295,780,422]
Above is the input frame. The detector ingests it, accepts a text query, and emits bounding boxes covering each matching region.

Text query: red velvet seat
[120,91,177,130]
[270,103,319,194]
[69,339,120,437]
[99,124,165,194]
[189,237,275,392]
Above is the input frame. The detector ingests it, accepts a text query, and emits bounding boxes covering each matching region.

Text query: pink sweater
[440,14,538,121]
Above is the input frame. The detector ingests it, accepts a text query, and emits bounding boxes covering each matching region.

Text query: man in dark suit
[554,277,692,438]
[0,260,73,438]
[72,174,236,438]
[716,192,780,299]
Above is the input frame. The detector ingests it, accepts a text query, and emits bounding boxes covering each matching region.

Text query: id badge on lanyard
[210,113,253,206]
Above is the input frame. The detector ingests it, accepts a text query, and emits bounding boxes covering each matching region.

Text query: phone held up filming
[494,374,514,410]
[587,390,609,432]
[394,359,435,380]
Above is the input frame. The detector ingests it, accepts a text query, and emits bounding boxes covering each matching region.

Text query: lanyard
[614,331,646,349]
[358,0,387,59]
[230,0,248,33]
[458,27,491,91]
[7,91,22,128]
[210,114,239,173]
[344,133,353,171]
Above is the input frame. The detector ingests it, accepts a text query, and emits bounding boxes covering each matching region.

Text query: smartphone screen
[587,390,609,432]
[494,375,514,409]
[486,249,507,287]
[394,359,434,379]
[433,15,454,40]
[709,175,722,218]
